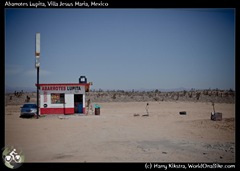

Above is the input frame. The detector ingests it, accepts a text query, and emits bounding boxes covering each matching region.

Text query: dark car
[20,103,37,118]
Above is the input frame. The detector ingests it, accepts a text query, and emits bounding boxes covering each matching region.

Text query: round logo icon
[2,146,25,169]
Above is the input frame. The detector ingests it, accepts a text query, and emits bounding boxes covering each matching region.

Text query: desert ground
[5,91,235,163]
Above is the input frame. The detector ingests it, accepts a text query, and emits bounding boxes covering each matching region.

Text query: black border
[2,0,239,170]
[1,1,5,170]
[1,0,239,8]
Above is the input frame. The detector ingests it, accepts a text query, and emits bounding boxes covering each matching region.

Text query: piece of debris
[162,151,167,154]
[134,113,140,117]
[142,114,149,117]
[58,116,69,119]
[145,103,149,115]
[141,103,150,117]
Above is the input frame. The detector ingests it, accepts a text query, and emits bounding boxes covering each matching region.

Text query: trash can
[94,104,101,115]
[95,108,100,115]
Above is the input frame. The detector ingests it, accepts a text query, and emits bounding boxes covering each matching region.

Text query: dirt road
[5,102,235,162]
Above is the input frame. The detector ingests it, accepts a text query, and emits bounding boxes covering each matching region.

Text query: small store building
[36,76,91,115]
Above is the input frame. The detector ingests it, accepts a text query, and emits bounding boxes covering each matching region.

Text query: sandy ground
[5,102,235,163]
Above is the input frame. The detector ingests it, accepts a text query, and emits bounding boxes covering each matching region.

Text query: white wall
[65,93,74,107]
[39,85,86,109]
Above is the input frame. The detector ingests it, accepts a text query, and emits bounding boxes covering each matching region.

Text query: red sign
[42,86,66,91]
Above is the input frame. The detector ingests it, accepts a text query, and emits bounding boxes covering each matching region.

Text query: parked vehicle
[20,103,37,118]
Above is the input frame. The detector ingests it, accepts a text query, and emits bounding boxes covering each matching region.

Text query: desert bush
[112,93,117,99]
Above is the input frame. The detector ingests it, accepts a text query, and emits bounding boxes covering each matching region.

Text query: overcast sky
[5,8,235,91]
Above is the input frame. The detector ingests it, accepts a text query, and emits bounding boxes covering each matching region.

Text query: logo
[2,146,25,169]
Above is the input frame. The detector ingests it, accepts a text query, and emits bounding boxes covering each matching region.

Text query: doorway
[74,94,83,113]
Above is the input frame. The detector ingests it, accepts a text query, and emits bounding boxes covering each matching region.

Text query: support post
[35,32,40,119]
[37,67,39,119]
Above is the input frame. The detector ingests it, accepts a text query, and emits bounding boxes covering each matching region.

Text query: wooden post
[212,102,215,113]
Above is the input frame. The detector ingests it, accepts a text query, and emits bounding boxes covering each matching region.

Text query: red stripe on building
[40,108,74,114]
[40,108,86,114]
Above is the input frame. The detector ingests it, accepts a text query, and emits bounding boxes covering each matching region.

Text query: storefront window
[51,93,65,104]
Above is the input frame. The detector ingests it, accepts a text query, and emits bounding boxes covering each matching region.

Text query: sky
[5,8,235,91]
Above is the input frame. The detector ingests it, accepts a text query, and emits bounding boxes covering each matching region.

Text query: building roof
[36,83,91,86]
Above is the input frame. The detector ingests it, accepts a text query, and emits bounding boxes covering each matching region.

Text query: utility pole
[35,33,40,119]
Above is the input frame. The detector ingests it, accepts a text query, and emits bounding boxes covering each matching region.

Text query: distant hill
[92,87,192,92]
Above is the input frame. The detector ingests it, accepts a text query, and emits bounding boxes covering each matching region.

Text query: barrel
[95,108,100,115]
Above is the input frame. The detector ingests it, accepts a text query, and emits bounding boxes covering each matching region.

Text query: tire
[14,155,21,163]
[5,155,12,163]
[179,111,186,115]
